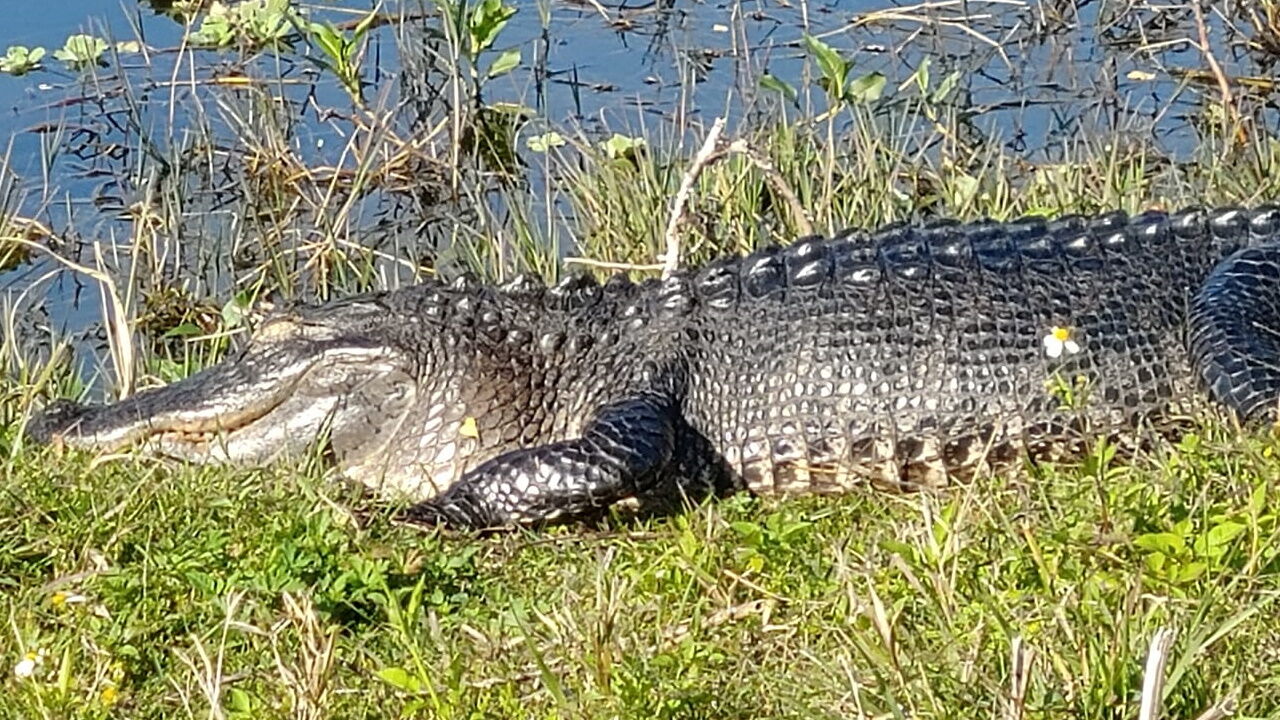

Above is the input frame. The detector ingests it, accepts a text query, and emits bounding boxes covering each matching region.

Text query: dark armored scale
[29,207,1280,529]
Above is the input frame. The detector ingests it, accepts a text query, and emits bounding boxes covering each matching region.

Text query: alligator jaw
[31,342,410,466]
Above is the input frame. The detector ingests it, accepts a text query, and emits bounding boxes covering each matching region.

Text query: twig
[3,232,135,398]
[662,117,726,278]
[1193,696,1237,720]
[1191,3,1235,119]
[1006,635,1033,720]
[1138,627,1175,720]
[660,120,815,277]
[578,0,613,24]
[727,139,815,237]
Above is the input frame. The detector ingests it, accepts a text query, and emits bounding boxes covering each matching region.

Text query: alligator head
[28,297,426,492]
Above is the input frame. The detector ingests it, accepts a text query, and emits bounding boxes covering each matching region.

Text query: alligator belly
[726,417,1025,495]
[725,408,1207,497]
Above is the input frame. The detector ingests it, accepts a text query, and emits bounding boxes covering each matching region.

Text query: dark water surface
[0,1,1276,382]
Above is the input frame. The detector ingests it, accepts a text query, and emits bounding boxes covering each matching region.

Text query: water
[1,1,1277,381]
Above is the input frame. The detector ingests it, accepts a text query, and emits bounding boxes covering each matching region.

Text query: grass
[3,425,1280,718]
[3,1,1280,717]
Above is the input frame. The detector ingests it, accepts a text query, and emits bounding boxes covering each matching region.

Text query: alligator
[28,206,1280,529]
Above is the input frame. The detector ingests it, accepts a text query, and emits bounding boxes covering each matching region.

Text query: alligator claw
[396,502,452,529]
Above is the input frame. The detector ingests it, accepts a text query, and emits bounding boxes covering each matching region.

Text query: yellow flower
[101,685,120,706]
[459,416,480,439]
[1043,326,1081,359]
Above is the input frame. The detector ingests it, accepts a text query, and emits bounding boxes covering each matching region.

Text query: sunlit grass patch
[2,422,1279,717]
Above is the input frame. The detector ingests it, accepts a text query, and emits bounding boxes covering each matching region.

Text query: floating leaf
[526,131,566,153]
[600,133,645,160]
[0,46,46,75]
[54,34,108,70]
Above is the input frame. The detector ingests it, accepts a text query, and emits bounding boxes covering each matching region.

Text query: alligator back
[675,208,1280,495]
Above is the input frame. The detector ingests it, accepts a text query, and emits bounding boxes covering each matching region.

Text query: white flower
[14,650,43,680]
[1043,326,1081,359]
[51,591,87,607]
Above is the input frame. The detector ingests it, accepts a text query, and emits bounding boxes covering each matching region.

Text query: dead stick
[1192,696,1237,720]
[1191,4,1234,117]
[1005,635,1032,720]
[1138,627,1175,720]
[727,139,815,237]
[662,117,726,278]
[5,233,135,398]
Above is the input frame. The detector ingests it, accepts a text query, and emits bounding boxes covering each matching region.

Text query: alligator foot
[397,394,678,530]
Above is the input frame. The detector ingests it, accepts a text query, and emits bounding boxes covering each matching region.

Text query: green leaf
[1193,521,1246,559]
[56,646,73,695]
[949,172,980,209]
[468,0,517,56]
[1175,560,1208,583]
[526,131,566,153]
[930,71,962,104]
[309,23,346,61]
[1144,552,1167,573]
[161,322,205,339]
[730,521,763,547]
[880,539,916,559]
[802,33,849,98]
[0,46,45,75]
[759,73,797,101]
[912,57,931,94]
[353,8,380,39]
[676,527,700,558]
[376,666,422,692]
[189,3,236,48]
[600,133,645,160]
[487,48,521,78]
[1247,481,1267,516]
[1134,532,1187,556]
[226,687,254,713]
[53,34,108,69]
[848,71,886,104]
[220,291,253,329]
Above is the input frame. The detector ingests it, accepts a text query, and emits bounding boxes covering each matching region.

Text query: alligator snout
[25,398,90,447]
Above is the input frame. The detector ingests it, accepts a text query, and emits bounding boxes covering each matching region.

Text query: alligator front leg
[399,394,677,529]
